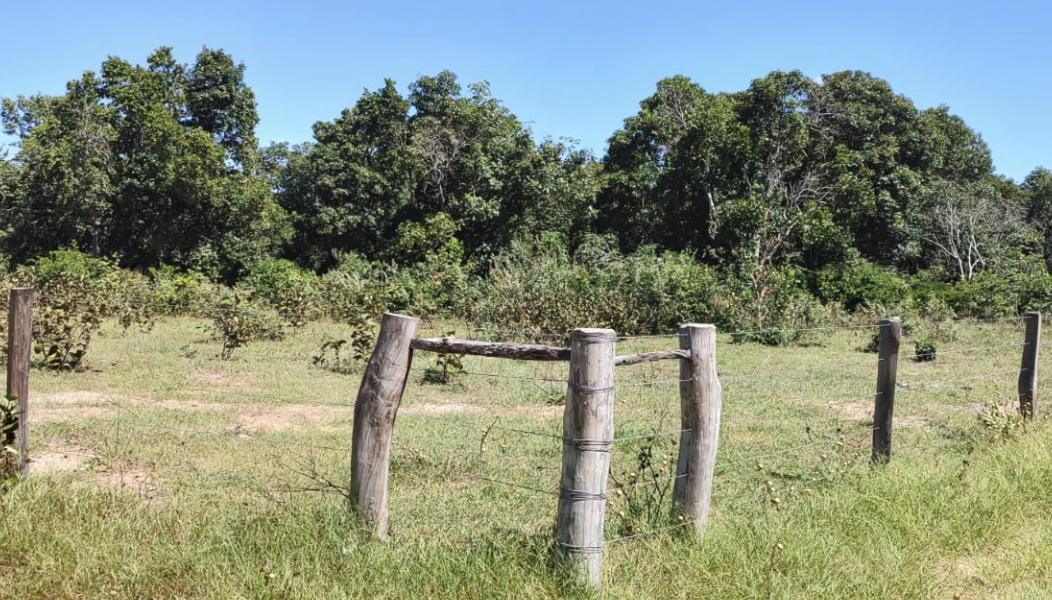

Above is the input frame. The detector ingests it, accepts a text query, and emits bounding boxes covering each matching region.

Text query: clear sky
[1,0,1048,181]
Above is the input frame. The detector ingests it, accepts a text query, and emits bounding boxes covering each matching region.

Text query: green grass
[2,316,1051,598]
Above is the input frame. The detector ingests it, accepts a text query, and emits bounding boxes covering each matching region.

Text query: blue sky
[1,0,1048,181]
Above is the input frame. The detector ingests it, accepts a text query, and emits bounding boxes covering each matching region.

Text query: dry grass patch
[230,403,351,432]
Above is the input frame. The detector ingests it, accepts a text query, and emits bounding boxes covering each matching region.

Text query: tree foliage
[280,71,600,268]
[1,46,287,279]
[2,55,1047,334]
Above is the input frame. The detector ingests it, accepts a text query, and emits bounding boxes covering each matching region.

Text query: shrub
[726,266,840,346]
[208,291,285,360]
[814,258,911,311]
[0,248,155,370]
[914,340,937,361]
[471,235,723,337]
[942,274,1018,319]
[149,265,222,315]
[381,214,474,318]
[1,394,18,480]
[241,259,320,329]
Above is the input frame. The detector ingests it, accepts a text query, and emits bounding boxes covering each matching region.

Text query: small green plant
[242,259,320,330]
[35,305,97,370]
[860,330,881,353]
[312,340,354,374]
[209,292,285,360]
[914,339,937,361]
[421,352,465,385]
[978,400,1026,440]
[608,433,680,537]
[1,394,20,480]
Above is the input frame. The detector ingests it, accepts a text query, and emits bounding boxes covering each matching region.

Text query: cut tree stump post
[872,317,901,464]
[673,324,722,535]
[1019,311,1041,419]
[557,328,615,589]
[6,288,33,475]
[351,312,420,539]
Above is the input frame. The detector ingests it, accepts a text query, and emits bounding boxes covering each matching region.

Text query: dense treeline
[3,46,1052,338]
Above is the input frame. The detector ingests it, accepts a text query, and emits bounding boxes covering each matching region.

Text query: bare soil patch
[31,443,161,500]
[401,402,486,415]
[935,555,985,599]
[833,402,931,428]
[231,403,351,431]
[35,391,142,422]
[831,401,873,421]
[30,446,98,473]
[194,369,254,390]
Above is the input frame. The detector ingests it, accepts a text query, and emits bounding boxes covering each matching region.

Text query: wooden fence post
[673,323,722,535]
[1018,311,1041,419]
[872,317,901,464]
[6,288,33,475]
[557,328,615,589]
[350,312,419,539]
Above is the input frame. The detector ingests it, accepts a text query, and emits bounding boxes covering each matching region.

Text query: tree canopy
[1,48,1046,310]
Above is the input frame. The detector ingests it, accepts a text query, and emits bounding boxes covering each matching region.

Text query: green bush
[241,259,320,328]
[914,339,937,361]
[814,259,911,311]
[725,266,841,345]
[149,265,223,315]
[470,235,722,337]
[381,214,474,318]
[319,254,387,324]
[942,274,1018,319]
[0,248,156,370]
[207,291,285,360]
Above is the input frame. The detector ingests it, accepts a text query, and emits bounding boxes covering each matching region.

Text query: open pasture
[2,315,1052,599]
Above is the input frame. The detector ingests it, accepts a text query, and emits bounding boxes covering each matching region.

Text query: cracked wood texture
[351,312,419,538]
[7,288,32,475]
[673,324,722,536]
[557,328,615,589]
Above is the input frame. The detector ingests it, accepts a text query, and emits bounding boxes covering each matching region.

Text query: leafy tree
[1,75,115,258]
[284,71,599,268]
[184,48,259,167]
[599,76,744,253]
[1023,167,1052,268]
[1,46,288,279]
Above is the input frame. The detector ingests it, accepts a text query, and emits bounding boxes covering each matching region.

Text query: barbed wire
[896,343,1026,362]
[723,323,884,337]
[617,378,694,388]
[720,359,876,382]
[897,369,1024,392]
[714,426,876,478]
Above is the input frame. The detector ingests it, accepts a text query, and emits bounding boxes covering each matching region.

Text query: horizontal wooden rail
[410,338,691,367]
[614,350,690,366]
[410,337,571,361]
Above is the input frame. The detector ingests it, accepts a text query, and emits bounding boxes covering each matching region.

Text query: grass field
[2,315,1052,599]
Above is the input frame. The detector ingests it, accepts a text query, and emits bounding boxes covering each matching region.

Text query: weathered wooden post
[557,328,615,589]
[1018,311,1041,419]
[872,317,901,464]
[673,323,722,535]
[6,288,33,475]
[351,312,420,538]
